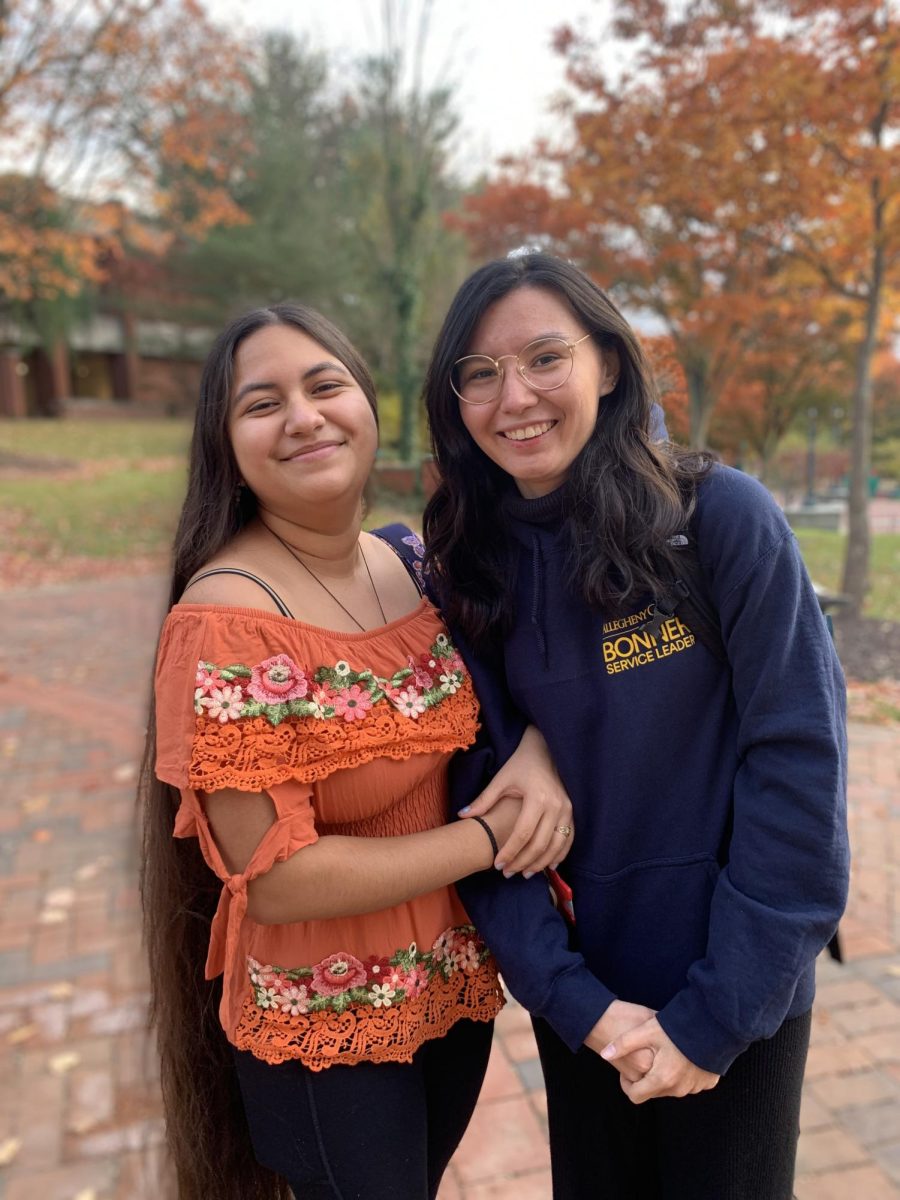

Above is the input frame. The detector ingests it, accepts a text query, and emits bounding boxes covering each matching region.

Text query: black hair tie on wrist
[469,814,499,859]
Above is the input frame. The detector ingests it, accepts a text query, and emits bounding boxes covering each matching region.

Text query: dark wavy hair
[138,304,377,1200]
[422,253,712,645]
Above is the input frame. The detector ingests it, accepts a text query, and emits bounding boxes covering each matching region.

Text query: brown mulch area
[832,616,900,682]
[832,616,900,723]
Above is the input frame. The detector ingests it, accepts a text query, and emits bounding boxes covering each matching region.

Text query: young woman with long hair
[423,253,849,1199]
[139,302,574,1200]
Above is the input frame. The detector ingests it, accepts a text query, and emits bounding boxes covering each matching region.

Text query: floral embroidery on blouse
[401,533,427,590]
[247,925,490,1016]
[193,634,465,728]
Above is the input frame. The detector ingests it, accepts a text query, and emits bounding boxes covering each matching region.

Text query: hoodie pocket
[567,853,720,1008]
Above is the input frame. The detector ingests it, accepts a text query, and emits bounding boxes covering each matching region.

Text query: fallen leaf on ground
[846,679,900,725]
[75,856,111,881]
[48,1051,81,1074]
[37,909,66,925]
[69,1115,100,1134]
[0,1137,22,1165]
[7,1024,37,1045]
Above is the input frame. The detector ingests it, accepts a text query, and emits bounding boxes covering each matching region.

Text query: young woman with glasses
[139,302,575,1200]
[422,252,849,1199]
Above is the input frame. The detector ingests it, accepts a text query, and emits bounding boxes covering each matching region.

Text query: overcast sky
[206,0,613,176]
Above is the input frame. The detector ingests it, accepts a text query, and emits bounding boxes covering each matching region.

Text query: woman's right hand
[601,1016,720,1104]
[584,1001,656,1083]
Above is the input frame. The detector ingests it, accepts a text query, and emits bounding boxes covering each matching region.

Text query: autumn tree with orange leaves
[642,334,689,443]
[714,312,853,483]
[0,0,252,310]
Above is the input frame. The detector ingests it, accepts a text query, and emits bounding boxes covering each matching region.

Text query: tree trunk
[840,175,884,618]
[0,351,28,418]
[686,362,712,449]
[840,296,879,617]
[32,340,70,417]
[757,428,780,486]
[392,265,420,463]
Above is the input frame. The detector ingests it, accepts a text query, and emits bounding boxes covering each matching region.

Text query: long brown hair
[139,304,377,1199]
[422,253,712,646]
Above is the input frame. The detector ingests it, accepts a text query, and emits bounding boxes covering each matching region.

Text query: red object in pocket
[546,868,575,924]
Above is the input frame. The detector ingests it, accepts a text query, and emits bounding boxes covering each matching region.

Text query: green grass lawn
[0,417,192,462]
[1,468,189,557]
[0,418,192,558]
[795,530,900,623]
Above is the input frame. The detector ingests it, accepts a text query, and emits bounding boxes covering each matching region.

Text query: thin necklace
[265,524,387,632]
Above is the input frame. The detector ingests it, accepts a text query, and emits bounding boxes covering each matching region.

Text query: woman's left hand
[599,1016,720,1104]
[459,725,573,876]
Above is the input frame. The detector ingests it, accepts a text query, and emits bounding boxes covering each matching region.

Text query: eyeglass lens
[452,337,575,404]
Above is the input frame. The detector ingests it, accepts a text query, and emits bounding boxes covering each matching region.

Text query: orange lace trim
[188,675,479,791]
[232,959,504,1069]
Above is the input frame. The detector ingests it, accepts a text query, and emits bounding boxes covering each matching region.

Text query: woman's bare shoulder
[178,547,286,615]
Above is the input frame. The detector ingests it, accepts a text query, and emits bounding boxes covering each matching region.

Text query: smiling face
[457,287,618,498]
[228,323,378,518]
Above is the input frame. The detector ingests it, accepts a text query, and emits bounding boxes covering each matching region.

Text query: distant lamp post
[831,406,844,444]
[805,406,818,505]
[831,406,845,493]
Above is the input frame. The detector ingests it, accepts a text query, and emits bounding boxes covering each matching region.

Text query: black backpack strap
[642,531,728,665]
[370,524,427,597]
[669,532,728,665]
[186,568,294,618]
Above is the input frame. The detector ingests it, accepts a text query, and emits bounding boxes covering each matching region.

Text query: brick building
[0,310,211,418]
[0,193,214,419]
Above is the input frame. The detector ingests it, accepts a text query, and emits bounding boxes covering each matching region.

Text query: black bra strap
[187,568,294,618]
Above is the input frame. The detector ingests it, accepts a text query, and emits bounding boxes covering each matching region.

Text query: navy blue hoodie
[449,465,849,1075]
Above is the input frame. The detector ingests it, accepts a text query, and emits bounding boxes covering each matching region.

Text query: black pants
[534,1009,811,1200]
[232,1017,493,1200]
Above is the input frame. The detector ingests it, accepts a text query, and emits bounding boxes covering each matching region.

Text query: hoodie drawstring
[530,534,549,668]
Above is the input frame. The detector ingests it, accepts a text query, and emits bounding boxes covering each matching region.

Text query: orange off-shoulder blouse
[153,597,504,1070]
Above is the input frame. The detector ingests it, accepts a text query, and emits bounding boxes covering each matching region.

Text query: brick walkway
[0,575,898,1199]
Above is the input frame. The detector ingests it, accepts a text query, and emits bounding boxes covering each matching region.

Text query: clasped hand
[586,1002,720,1104]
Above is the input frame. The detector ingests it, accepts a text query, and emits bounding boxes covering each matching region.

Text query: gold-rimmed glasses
[450,333,593,406]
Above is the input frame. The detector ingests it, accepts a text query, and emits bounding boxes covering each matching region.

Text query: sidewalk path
[0,576,897,1199]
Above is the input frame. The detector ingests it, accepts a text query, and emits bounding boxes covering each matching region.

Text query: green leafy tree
[341,1,462,461]
[173,33,355,318]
